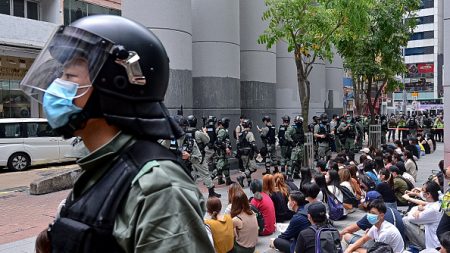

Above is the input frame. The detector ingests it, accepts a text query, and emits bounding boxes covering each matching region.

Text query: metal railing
[303,132,314,170]
[368,124,381,149]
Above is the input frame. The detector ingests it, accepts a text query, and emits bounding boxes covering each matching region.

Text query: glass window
[63,0,121,25]
[420,0,434,9]
[26,1,38,20]
[410,31,434,40]
[13,0,24,17]
[0,123,22,138]
[0,0,10,15]
[405,46,434,56]
[26,122,55,137]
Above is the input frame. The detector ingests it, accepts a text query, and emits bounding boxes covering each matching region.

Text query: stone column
[240,0,276,126]
[443,0,450,189]
[325,52,345,117]
[122,0,193,115]
[191,0,240,124]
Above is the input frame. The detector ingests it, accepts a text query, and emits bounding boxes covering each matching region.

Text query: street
[0,143,445,253]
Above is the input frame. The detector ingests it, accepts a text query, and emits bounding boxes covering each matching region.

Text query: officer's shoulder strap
[126,139,192,183]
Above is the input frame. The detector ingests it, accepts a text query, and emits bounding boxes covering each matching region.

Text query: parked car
[0,118,76,171]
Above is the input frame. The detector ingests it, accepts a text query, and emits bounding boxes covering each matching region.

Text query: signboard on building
[0,56,34,80]
[407,63,434,74]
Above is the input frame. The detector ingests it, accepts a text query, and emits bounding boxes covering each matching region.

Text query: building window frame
[0,0,40,20]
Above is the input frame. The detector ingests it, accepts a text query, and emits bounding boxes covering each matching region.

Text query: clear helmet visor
[20,25,114,103]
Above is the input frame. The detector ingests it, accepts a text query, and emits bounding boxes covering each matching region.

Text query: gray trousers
[403,218,426,250]
[192,161,213,189]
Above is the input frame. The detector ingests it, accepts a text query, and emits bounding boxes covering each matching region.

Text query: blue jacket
[278,206,311,253]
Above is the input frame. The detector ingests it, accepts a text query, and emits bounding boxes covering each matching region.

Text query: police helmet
[207,116,217,124]
[242,119,252,129]
[187,115,197,128]
[262,115,271,123]
[218,117,230,129]
[281,115,290,123]
[294,116,304,124]
[20,15,182,140]
[174,115,188,128]
[320,113,328,123]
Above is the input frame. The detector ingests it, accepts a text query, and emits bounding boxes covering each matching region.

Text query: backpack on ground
[249,204,265,235]
[326,194,344,221]
[340,186,359,208]
[310,225,343,253]
[367,242,393,253]
[358,174,376,192]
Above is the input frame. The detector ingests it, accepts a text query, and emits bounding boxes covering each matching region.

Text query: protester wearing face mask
[344,199,404,253]
[271,191,310,253]
[437,166,450,236]
[402,181,442,251]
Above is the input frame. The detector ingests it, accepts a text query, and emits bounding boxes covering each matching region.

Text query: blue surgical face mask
[43,78,83,129]
[366,213,379,225]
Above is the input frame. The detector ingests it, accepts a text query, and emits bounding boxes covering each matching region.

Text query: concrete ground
[0,142,444,253]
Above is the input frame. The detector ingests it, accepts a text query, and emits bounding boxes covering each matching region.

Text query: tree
[336,0,420,122]
[258,0,371,129]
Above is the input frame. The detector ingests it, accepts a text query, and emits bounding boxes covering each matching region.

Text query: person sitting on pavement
[314,174,329,205]
[389,165,413,206]
[363,160,381,185]
[294,202,340,253]
[439,231,450,253]
[346,164,363,201]
[344,199,405,253]
[341,191,405,248]
[299,167,313,193]
[402,181,442,251]
[405,150,419,182]
[249,179,276,236]
[395,161,416,184]
[205,197,235,253]
[282,173,299,192]
[230,191,258,253]
[303,182,322,207]
[271,191,311,253]
[263,174,292,222]
[376,168,398,210]
[437,165,450,236]
[224,183,244,214]
[315,160,328,176]
[327,169,349,216]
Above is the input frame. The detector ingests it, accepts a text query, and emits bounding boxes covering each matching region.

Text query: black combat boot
[208,187,221,198]
[237,176,245,188]
[225,177,235,186]
[218,177,225,185]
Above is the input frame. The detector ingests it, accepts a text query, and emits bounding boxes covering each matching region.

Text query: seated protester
[263,174,292,222]
[225,183,244,214]
[313,174,328,204]
[358,154,368,172]
[230,191,258,253]
[303,182,322,206]
[315,160,328,176]
[434,160,445,191]
[402,181,442,251]
[419,135,430,155]
[363,160,381,185]
[327,169,350,215]
[346,164,363,201]
[341,191,404,248]
[376,169,398,209]
[396,161,416,184]
[384,154,393,169]
[405,137,420,160]
[389,165,413,206]
[282,173,299,192]
[439,231,450,253]
[405,150,419,182]
[294,202,341,253]
[344,199,404,253]
[437,165,450,236]
[205,197,235,253]
[249,179,276,236]
[272,191,311,253]
[299,167,313,193]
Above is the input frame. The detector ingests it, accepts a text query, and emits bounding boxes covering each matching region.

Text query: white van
[0,118,76,171]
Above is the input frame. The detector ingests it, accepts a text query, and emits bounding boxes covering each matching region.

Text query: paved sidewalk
[0,143,444,253]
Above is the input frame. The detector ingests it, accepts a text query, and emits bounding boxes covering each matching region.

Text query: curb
[29,166,81,195]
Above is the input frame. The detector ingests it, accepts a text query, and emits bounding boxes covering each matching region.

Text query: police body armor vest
[317,124,329,143]
[408,119,417,129]
[278,125,288,146]
[206,125,216,148]
[292,125,305,145]
[49,140,189,253]
[265,126,276,145]
[183,128,196,154]
[347,124,356,138]
[238,131,252,156]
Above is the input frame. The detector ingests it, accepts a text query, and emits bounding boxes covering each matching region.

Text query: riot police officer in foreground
[186,115,221,198]
[355,116,364,151]
[285,116,305,179]
[215,118,234,185]
[338,115,357,152]
[203,115,218,178]
[259,115,278,175]
[236,119,259,187]
[314,113,331,161]
[278,115,291,173]
[22,15,213,252]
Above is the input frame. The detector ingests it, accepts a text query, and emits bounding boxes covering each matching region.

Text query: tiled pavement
[0,142,444,253]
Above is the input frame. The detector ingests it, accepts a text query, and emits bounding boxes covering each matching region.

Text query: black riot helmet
[187,115,197,128]
[294,116,304,125]
[242,119,252,129]
[281,115,290,124]
[20,15,182,140]
[218,117,230,129]
[320,113,328,123]
[207,116,217,126]
[174,115,189,128]
[262,115,271,123]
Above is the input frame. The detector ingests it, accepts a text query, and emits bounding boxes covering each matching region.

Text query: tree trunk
[295,49,310,132]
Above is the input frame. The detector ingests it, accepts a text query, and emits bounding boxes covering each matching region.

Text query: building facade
[0,0,345,126]
[394,0,444,114]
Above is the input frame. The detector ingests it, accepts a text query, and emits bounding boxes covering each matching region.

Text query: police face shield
[20,25,115,103]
